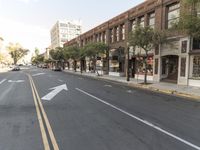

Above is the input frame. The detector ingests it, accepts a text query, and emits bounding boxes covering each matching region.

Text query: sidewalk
[63,69,200,101]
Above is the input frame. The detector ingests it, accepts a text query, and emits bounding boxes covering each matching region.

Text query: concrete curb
[63,70,200,102]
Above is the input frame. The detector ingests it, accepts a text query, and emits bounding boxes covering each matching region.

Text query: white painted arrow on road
[41,84,68,101]
[8,80,25,83]
[32,73,45,76]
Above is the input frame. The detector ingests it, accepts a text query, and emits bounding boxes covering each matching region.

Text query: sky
[0,0,145,54]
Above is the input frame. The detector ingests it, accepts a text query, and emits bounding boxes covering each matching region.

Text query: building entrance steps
[63,69,200,101]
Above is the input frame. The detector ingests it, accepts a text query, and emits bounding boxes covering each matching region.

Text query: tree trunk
[93,58,96,73]
[74,60,77,72]
[144,52,148,84]
[80,59,83,74]
[14,58,17,65]
[144,58,147,84]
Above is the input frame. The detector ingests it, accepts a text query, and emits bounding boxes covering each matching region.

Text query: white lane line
[8,80,25,83]
[75,88,200,150]
[0,79,7,85]
[58,79,63,82]
[104,84,112,87]
[127,90,133,93]
[32,73,45,77]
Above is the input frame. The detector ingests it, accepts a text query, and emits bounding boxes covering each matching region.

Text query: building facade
[50,20,82,49]
[64,0,200,87]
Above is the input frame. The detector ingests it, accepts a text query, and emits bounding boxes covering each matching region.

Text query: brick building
[64,0,200,87]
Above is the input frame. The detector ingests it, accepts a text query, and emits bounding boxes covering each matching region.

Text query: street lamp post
[127,43,130,81]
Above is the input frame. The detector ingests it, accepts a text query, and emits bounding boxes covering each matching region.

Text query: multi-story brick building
[64,0,200,87]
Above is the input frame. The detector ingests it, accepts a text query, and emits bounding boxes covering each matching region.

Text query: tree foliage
[82,42,108,58]
[0,53,3,62]
[50,47,65,61]
[35,47,40,56]
[128,25,166,84]
[64,45,82,60]
[31,55,44,64]
[129,26,166,52]
[177,0,200,39]
[7,43,29,65]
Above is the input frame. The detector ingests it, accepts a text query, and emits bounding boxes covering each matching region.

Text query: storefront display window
[192,56,200,78]
[136,56,153,75]
[109,48,125,73]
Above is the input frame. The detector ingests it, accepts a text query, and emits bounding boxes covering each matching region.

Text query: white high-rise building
[50,20,82,49]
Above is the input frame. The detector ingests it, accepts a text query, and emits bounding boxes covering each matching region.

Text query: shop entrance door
[162,55,179,83]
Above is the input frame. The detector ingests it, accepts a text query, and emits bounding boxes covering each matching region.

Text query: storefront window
[192,56,200,78]
[109,48,125,72]
[136,56,153,75]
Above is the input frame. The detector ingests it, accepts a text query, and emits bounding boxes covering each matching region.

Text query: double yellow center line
[28,74,59,150]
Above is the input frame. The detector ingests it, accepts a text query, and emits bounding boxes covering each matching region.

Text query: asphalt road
[0,66,200,150]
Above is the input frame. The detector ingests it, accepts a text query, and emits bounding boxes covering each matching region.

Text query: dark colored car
[12,66,20,71]
[53,67,62,71]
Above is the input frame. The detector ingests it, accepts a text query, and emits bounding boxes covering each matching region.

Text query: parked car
[53,67,62,71]
[42,64,48,68]
[12,66,20,71]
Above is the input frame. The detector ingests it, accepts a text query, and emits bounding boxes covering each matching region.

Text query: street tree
[64,45,81,72]
[31,55,44,65]
[82,42,108,73]
[49,47,65,69]
[35,47,40,56]
[128,25,166,84]
[7,43,29,65]
[176,0,200,40]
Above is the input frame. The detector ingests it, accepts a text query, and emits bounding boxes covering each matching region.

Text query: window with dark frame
[154,58,158,74]
[121,24,125,40]
[131,19,136,31]
[148,12,155,29]
[167,3,180,29]
[116,26,120,42]
[181,41,187,53]
[180,57,186,77]
[155,45,159,55]
[139,16,145,27]
[193,38,200,50]
[193,56,200,78]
